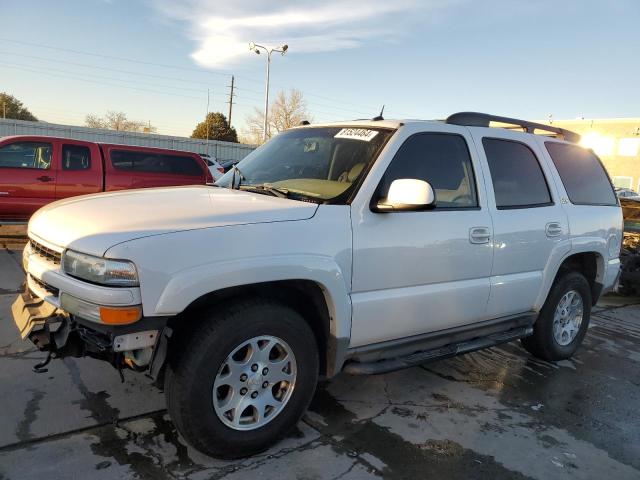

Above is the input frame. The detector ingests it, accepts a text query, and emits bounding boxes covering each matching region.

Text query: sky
[1,0,639,138]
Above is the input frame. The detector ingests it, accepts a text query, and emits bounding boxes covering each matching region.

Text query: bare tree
[85,111,156,133]
[245,89,312,143]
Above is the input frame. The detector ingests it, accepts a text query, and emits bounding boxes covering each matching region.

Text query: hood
[29,186,318,256]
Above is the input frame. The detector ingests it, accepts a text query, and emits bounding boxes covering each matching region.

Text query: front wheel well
[555,252,603,305]
[168,280,332,376]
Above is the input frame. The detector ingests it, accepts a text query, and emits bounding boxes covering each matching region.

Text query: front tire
[165,298,319,459]
[521,271,591,361]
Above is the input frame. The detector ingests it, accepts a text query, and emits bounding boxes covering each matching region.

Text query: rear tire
[165,298,319,459]
[521,271,591,361]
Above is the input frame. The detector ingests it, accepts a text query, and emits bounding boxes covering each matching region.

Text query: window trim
[61,143,92,171]
[0,141,53,171]
[369,132,481,213]
[482,136,554,210]
[544,141,618,207]
[110,149,204,176]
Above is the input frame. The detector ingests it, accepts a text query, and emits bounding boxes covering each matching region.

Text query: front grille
[30,240,62,265]
[30,275,60,297]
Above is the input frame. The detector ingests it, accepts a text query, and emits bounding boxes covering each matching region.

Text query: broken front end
[12,239,169,380]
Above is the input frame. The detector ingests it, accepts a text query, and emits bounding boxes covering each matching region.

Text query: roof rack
[446,112,580,143]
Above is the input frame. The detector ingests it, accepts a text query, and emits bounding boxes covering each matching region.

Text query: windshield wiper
[238,184,289,198]
[239,184,320,203]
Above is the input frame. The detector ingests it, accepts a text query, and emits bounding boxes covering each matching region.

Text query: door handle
[469,226,491,244]
[36,176,54,182]
[545,222,563,237]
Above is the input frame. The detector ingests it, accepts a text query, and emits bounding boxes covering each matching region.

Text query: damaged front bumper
[12,288,170,380]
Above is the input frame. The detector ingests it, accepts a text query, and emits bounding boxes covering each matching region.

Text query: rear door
[0,137,57,221]
[55,140,102,199]
[471,129,571,318]
[103,146,207,191]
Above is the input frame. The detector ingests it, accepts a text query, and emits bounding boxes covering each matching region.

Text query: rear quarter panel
[533,137,622,306]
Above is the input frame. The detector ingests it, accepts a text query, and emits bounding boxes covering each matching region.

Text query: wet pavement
[1,245,639,479]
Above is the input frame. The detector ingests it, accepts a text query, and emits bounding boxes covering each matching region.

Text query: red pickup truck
[0,135,213,222]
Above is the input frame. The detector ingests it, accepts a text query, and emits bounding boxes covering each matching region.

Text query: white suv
[13,112,622,458]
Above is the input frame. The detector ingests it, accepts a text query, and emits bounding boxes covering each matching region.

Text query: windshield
[216,127,394,202]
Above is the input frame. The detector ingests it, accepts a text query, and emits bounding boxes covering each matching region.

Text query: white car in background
[200,153,225,181]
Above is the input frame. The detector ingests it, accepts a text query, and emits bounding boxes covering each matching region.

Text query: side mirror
[373,179,435,212]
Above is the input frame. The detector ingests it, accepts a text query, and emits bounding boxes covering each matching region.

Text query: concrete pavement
[1,245,639,479]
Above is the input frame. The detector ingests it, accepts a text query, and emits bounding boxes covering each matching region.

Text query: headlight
[62,250,139,287]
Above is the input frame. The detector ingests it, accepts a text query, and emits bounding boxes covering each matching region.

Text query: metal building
[0,118,256,162]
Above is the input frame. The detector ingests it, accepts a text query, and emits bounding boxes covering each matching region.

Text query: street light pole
[249,42,288,142]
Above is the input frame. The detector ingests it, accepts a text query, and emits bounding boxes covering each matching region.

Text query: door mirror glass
[375,178,435,212]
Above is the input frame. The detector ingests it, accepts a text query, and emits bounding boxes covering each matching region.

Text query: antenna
[372,105,385,121]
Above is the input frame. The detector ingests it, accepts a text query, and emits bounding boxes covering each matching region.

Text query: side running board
[343,326,533,375]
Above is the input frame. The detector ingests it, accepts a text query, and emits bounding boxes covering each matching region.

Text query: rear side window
[377,133,478,209]
[545,142,617,206]
[111,150,203,176]
[0,141,52,170]
[62,145,91,170]
[483,138,552,209]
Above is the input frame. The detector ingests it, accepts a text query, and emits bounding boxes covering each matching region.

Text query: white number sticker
[334,128,379,142]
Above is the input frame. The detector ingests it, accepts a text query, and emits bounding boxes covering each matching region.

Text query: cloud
[149,0,455,68]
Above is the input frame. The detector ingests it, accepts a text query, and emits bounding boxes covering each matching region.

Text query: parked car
[199,153,225,181]
[0,136,214,222]
[220,158,241,173]
[615,187,639,199]
[13,112,621,459]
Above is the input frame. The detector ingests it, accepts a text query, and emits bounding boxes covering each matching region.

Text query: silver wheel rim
[213,335,297,431]
[553,290,584,346]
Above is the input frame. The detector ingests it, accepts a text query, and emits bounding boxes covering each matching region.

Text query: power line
[0,50,220,87]
[0,39,405,116]
[0,62,205,100]
[0,38,234,77]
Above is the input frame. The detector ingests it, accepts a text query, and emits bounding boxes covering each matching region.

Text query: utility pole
[227,75,236,127]
[205,88,210,155]
[2,101,5,119]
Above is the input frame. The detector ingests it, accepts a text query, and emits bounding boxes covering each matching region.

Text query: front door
[0,138,56,221]
[350,126,493,348]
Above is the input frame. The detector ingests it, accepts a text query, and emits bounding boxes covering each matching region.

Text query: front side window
[0,141,52,169]
[376,133,478,209]
[111,151,203,176]
[216,127,394,202]
[546,142,617,206]
[483,138,552,209]
[62,145,91,170]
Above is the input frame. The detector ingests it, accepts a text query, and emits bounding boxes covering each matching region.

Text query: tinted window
[377,133,478,209]
[111,150,203,176]
[62,145,91,170]
[483,138,551,208]
[546,142,617,206]
[0,141,52,170]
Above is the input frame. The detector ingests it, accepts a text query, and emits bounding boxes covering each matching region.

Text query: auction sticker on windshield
[334,128,379,142]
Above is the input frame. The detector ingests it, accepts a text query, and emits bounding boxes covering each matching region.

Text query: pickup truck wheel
[164,299,319,459]
[521,271,591,361]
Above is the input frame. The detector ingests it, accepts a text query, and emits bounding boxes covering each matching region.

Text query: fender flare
[534,238,606,309]
[153,254,352,375]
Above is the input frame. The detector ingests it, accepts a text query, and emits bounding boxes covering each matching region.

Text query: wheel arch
[538,250,605,308]
[156,256,352,378]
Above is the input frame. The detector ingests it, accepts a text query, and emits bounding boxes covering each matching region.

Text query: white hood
[29,186,318,256]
